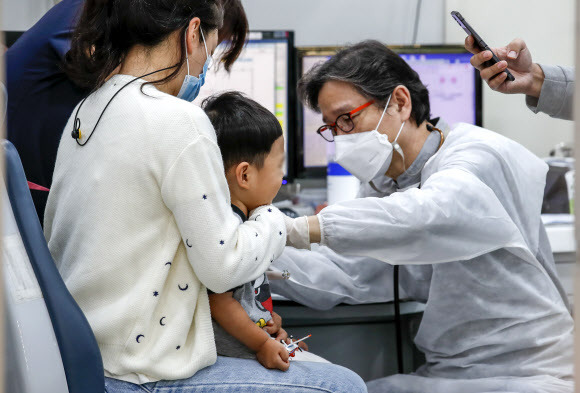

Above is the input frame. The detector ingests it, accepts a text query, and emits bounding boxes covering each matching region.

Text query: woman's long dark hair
[64,0,248,90]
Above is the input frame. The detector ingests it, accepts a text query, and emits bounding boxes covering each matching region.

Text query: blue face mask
[177,27,211,102]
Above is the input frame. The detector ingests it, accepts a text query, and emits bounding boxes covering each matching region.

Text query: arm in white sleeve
[270,245,399,310]
[318,167,523,265]
[161,135,287,293]
[526,64,574,120]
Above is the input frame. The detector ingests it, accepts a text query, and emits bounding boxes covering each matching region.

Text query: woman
[44,1,366,392]
[284,40,573,393]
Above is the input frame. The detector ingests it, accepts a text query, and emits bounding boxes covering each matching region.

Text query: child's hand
[256,339,290,371]
[275,328,289,343]
[263,312,282,336]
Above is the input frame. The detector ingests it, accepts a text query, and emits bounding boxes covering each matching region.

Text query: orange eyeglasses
[316,100,375,142]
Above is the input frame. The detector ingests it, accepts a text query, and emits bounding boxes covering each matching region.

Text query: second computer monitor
[299,46,482,174]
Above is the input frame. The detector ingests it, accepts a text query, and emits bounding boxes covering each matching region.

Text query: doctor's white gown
[275,123,573,393]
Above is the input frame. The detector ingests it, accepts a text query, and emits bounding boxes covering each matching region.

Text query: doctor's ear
[233,162,252,190]
[390,85,413,122]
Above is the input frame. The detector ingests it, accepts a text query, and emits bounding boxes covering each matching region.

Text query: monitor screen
[300,48,480,171]
[195,31,295,180]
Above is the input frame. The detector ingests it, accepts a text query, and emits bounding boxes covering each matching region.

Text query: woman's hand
[256,339,290,371]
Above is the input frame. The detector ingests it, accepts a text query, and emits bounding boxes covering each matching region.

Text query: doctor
[284,40,573,393]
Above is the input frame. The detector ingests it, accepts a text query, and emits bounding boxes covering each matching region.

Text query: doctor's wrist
[307,215,322,244]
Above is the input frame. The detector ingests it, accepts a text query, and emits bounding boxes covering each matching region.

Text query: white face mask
[333,94,406,183]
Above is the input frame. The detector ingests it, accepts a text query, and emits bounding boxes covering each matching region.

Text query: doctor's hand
[284,215,311,250]
[465,35,544,98]
[284,215,322,249]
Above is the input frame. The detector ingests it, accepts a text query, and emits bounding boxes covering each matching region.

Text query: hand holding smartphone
[451,11,515,82]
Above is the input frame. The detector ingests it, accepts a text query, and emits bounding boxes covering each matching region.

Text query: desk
[275,300,426,382]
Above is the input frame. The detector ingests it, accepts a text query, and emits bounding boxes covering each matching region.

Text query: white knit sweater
[44,74,287,384]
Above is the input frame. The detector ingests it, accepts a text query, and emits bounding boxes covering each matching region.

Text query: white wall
[444,0,575,157]
[243,0,575,158]
[2,0,55,31]
[3,0,575,157]
[241,0,445,47]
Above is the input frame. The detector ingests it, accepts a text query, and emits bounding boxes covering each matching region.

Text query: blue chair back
[4,140,104,393]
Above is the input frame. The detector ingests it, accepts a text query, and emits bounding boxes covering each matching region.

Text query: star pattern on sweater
[134,201,283,355]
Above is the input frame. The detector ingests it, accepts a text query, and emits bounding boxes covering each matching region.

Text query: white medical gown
[275,123,573,393]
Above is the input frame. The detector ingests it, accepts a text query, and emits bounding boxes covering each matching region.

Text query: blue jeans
[104,356,367,393]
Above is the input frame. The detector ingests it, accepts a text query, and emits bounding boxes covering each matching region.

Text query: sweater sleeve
[161,134,287,293]
[526,64,574,120]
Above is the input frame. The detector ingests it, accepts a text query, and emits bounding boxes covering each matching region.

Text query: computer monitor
[298,46,482,176]
[195,31,296,181]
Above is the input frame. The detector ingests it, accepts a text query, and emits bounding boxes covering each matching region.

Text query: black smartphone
[451,11,515,81]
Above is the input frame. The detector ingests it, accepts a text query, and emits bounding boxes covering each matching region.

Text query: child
[202,92,325,371]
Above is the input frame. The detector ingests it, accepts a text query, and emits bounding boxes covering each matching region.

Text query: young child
[202,92,325,371]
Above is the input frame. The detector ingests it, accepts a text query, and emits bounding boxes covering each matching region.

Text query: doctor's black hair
[64,0,248,90]
[299,40,431,126]
[202,91,283,170]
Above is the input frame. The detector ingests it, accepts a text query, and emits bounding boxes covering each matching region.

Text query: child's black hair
[202,91,283,170]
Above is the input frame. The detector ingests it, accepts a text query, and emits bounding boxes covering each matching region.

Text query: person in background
[4,0,248,223]
[5,0,86,221]
[1,82,6,128]
[465,35,573,121]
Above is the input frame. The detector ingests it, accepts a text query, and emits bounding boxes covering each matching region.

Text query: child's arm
[209,292,290,371]
[264,312,309,351]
